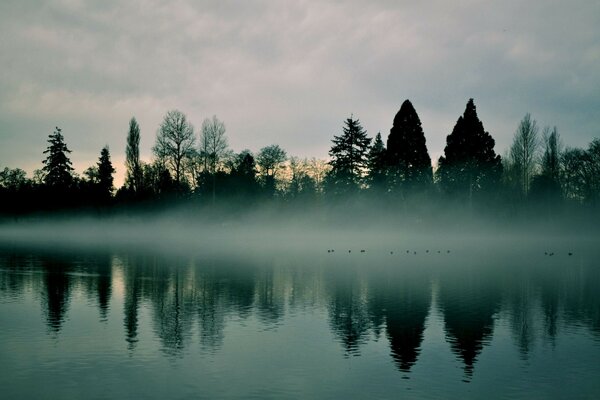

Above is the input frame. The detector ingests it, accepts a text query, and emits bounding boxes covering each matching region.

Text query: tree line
[1,98,599,216]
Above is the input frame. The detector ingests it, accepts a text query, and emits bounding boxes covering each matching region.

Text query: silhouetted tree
[561,139,600,204]
[530,127,562,202]
[153,110,196,189]
[326,116,371,195]
[199,116,229,202]
[0,167,33,215]
[387,100,432,193]
[287,157,317,201]
[42,127,74,190]
[227,150,260,198]
[509,114,539,197]
[366,132,387,192]
[257,144,287,197]
[125,117,142,193]
[437,99,502,202]
[97,146,115,202]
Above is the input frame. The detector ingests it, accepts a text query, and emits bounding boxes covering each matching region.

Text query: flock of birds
[326,249,575,256]
[327,249,451,255]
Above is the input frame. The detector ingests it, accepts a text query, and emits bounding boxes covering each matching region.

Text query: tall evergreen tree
[366,132,387,191]
[97,146,115,201]
[42,127,74,189]
[125,117,142,192]
[437,99,502,200]
[386,100,432,192]
[327,116,371,194]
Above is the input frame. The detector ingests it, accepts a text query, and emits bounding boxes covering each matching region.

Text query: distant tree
[125,117,142,193]
[83,166,99,183]
[153,110,196,188]
[286,157,321,200]
[437,99,502,201]
[199,115,229,202]
[530,127,562,200]
[541,127,560,179]
[558,140,600,205]
[0,167,33,215]
[97,146,115,201]
[509,114,540,197]
[229,150,259,198]
[0,167,28,190]
[386,100,432,193]
[366,132,387,192]
[560,147,589,202]
[327,116,371,195]
[257,144,287,196]
[42,127,74,190]
[199,116,228,174]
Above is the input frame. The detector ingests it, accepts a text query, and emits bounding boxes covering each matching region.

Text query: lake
[1,237,599,399]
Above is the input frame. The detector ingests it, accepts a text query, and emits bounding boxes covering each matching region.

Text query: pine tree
[386,100,432,192]
[42,127,74,189]
[437,99,502,200]
[125,117,142,192]
[97,146,115,201]
[366,132,387,191]
[327,116,371,194]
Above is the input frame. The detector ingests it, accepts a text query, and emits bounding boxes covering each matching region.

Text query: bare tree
[153,110,196,187]
[199,116,229,174]
[199,115,229,203]
[509,114,539,197]
[257,144,287,178]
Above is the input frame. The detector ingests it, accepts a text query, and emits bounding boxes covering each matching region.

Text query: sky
[1,0,599,186]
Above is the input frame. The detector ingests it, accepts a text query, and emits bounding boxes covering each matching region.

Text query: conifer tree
[42,127,74,189]
[366,132,387,191]
[387,100,432,192]
[97,146,115,201]
[125,117,142,192]
[327,116,371,194]
[437,99,502,199]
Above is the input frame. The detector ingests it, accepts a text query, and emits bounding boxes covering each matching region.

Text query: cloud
[0,0,599,186]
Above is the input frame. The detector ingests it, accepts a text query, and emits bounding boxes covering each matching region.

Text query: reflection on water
[0,246,599,398]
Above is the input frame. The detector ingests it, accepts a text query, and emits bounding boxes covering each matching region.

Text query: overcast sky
[1,0,599,185]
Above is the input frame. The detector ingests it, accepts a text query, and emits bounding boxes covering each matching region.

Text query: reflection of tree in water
[40,257,73,334]
[562,261,600,337]
[148,257,195,356]
[194,266,227,351]
[0,253,37,300]
[506,273,536,359]
[255,267,285,325]
[539,269,560,341]
[368,268,431,373]
[438,270,501,379]
[327,268,370,356]
[93,256,112,321]
[121,254,143,350]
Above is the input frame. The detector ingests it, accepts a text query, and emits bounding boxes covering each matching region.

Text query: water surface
[1,243,599,399]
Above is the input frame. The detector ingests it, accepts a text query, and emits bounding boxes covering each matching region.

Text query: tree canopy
[387,100,432,192]
[437,99,502,200]
[327,116,371,195]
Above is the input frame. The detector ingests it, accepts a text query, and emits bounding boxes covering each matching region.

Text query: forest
[1,98,599,224]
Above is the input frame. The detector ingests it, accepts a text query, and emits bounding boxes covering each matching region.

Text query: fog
[1,200,597,264]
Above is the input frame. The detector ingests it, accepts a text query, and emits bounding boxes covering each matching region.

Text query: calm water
[1,242,599,399]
